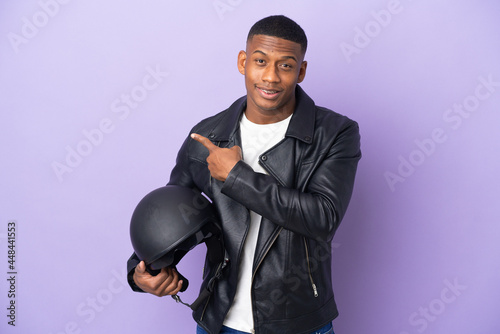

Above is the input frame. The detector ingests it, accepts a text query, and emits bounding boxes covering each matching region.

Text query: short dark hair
[247,15,307,55]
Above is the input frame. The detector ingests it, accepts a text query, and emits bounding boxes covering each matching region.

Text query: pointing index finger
[191,133,217,151]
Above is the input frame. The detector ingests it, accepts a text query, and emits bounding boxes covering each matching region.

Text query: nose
[262,64,280,83]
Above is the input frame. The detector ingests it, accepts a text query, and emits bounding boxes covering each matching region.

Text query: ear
[237,50,246,75]
[297,60,307,83]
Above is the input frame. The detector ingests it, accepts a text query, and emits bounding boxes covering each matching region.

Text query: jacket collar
[207,85,316,144]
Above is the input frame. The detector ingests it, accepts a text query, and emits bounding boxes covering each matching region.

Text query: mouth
[257,87,281,98]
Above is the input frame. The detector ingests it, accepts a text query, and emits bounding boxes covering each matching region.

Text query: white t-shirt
[223,112,292,332]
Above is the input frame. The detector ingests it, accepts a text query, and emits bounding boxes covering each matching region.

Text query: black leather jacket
[128,86,361,334]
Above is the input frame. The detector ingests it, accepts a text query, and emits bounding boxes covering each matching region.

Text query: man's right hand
[133,261,184,297]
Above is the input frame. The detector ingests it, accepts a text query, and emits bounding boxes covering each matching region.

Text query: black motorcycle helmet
[130,185,225,301]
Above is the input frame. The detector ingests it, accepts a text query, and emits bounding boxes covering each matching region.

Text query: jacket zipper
[303,238,319,297]
[200,260,224,321]
[199,286,211,321]
[249,226,283,333]
[251,226,283,283]
[203,140,222,321]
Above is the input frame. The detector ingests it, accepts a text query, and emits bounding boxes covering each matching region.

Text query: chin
[256,104,280,112]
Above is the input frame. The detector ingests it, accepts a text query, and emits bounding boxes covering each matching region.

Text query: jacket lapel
[252,86,317,269]
[251,137,296,269]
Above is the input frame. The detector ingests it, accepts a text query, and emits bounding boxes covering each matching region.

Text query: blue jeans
[196,322,334,334]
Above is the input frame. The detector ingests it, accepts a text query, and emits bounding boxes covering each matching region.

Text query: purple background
[1,1,499,333]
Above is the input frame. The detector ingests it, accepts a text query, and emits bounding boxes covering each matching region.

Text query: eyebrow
[252,50,298,62]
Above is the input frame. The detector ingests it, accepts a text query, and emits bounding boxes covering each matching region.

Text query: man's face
[237,34,307,121]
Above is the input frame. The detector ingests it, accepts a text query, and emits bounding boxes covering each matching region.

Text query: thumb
[231,145,242,157]
[136,261,146,273]
[231,145,242,151]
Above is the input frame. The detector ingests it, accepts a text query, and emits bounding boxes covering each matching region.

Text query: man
[127,15,361,334]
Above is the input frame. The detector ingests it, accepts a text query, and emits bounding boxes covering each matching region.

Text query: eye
[255,59,265,65]
[281,63,293,70]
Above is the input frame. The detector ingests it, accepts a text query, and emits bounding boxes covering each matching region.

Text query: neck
[245,100,295,125]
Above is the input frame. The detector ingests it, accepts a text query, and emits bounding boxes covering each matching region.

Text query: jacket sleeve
[168,134,197,188]
[127,253,145,292]
[221,119,361,242]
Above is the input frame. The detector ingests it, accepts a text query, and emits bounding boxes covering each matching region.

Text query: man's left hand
[191,133,242,182]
